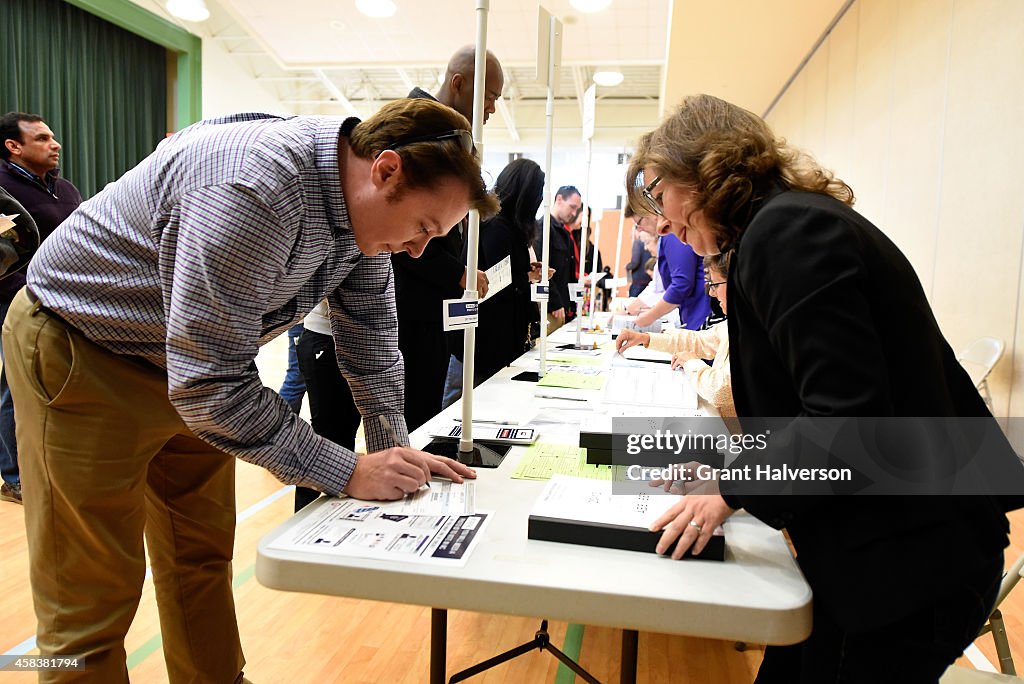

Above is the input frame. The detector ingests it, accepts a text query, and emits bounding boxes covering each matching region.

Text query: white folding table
[257,336,812,683]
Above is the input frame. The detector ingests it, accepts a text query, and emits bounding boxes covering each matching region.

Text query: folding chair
[956,337,1005,413]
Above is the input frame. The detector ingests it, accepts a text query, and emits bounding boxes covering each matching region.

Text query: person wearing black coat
[467,159,544,384]
[533,185,581,331]
[391,48,504,431]
[626,94,1019,682]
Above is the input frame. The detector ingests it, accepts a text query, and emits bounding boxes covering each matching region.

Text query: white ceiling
[129,0,850,150]
[217,0,669,67]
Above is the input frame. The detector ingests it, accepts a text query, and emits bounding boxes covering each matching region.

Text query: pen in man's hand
[379,415,430,488]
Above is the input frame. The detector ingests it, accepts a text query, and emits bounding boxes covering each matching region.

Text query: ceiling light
[593,70,624,87]
[570,0,612,12]
[166,0,210,22]
[355,0,397,18]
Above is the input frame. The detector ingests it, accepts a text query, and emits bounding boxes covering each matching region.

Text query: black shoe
[0,481,22,504]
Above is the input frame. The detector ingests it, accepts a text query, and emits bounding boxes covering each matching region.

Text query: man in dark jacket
[392,46,504,431]
[0,112,82,504]
[533,185,581,331]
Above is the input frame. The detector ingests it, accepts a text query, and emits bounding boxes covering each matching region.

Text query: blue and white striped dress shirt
[27,113,409,495]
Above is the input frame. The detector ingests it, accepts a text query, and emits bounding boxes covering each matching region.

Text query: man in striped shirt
[2,97,497,683]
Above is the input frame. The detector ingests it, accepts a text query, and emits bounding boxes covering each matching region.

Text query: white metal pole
[575,137,592,345]
[537,13,557,378]
[459,0,489,454]
[612,196,626,298]
[587,207,602,327]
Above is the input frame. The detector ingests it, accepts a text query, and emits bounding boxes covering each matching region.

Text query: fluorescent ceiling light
[570,0,613,12]
[593,70,624,87]
[356,0,397,18]
[166,0,209,22]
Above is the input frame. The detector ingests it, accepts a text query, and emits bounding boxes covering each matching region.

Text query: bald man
[393,46,505,432]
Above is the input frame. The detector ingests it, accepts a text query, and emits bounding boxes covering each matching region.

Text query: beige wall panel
[768,69,806,146]
[850,0,898,227]
[822,8,859,187]
[878,0,954,294]
[1012,248,1024,435]
[800,46,830,164]
[1011,247,1024,436]
[932,0,1024,418]
[765,85,791,137]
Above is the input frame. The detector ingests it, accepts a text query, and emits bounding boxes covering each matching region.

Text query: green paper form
[536,370,606,391]
[546,355,605,367]
[512,443,613,481]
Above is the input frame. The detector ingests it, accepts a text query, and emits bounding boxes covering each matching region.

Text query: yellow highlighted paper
[512,443,613,481]
[536,371,606,391]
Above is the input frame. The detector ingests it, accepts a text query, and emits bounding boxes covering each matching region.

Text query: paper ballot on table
[268,494,489,566]
[536,369,606,391]
[527,475,725,559]
[620,345,673,363]
[610,315,663,335]
[394,480,476,516]
[602,366,698,409]
[530,475,678,528]
[511,443,613,481]
[480,255,511,302]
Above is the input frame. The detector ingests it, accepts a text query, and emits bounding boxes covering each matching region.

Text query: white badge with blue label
[568,283,585,302]
[442,298,479,331]
[531,283,549,302]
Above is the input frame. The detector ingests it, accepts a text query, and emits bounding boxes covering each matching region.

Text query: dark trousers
[278,323,305,414]
[294,329,360,512]
[755,553,1002,683]
[398,319,449,433]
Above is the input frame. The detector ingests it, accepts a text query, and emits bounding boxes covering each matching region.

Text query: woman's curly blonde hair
[626,94,853,251]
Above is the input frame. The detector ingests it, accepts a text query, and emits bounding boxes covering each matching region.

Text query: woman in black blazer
[625,94,1015,682]
[469,158,544,384]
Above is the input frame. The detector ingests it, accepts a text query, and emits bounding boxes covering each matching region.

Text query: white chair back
[957,337,1005,387]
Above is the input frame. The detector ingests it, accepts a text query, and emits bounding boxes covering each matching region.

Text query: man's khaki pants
[2,289,245,683]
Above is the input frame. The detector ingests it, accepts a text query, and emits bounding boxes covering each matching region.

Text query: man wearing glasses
[393,45,505,432]
[2,97,497,683]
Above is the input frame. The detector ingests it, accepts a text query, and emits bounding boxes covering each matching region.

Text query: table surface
[256,325,813,646]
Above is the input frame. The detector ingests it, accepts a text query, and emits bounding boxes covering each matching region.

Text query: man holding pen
[3,99,496,683]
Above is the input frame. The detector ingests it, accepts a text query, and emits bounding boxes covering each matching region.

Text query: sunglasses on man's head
[383,129,475,156]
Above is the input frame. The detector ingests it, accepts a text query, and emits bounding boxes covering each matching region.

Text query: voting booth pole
[587,211,602,327]
[573,83,596,347]
[535,7,561,377]
[457,0,491,454]
[612,194,627,298]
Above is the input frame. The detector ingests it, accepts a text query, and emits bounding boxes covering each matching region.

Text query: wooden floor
[1,335,1022,683]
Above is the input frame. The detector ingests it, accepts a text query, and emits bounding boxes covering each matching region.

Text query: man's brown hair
[349,99,498,218]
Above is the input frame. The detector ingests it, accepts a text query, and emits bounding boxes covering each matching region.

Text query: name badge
[442,298,479,331]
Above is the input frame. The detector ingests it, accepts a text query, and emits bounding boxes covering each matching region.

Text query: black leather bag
[0,186,40,279]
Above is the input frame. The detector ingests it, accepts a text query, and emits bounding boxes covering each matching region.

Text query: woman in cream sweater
[616,251,733,416]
